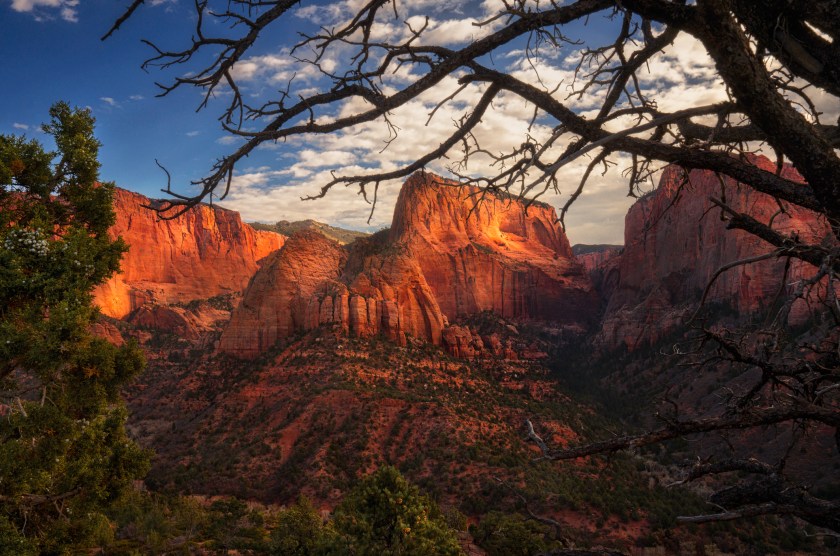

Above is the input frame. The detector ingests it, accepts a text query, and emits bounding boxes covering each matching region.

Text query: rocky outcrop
[89,320,125,346]
[597,155,832,351]
[573,245,623,274]
[217,230,349,357]
[217,229,448,357]
[219,172,597,358]
[392,173,597,324]
[93,189,284,318]
[344,231,446,346]
[441,325,546,360]
[127,304,230,341]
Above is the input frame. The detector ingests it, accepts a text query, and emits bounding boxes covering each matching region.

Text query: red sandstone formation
[127,303,230,341]
[217,230,350,358]
[344,232,446,346]
[217,227,447,357]
[392,174,596,323]
[89,320,124,346]
[92,159,829,360]
[219,172,596,358]
[93,189,284,318]
[573,245,623,274]
[597,155,832,351]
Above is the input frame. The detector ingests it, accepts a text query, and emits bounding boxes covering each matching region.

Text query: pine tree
[0,102,149,554]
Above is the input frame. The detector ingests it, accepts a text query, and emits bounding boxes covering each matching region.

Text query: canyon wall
[573,245,623,274]
[96,158,831,360]
[93,189,284,318]
[596,155,832,351]
[391,173,596,324]
[219,172,597,358]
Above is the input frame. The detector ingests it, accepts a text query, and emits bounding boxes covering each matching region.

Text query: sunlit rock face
[92,159,831,360]
[219,172,598,359]
[93,189,284,318]
[216,230,353,358]
[391,173,597,325]
[596,155,833,351]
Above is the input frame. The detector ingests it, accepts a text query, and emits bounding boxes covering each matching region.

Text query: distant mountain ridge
[250,219,369,245]
[571,244,623,256]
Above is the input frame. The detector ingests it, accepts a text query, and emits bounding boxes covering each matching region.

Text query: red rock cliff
[391,173,596,324]
[573,245,623,274]
[93,189,284,318]
[219,172,596,358]
[597,155,832,351]
[217,230,348,358]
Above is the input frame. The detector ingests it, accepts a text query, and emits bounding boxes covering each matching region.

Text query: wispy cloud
[129,94,145,101]
[216,135,243,145]
[179,4,731,244]
[100,96,118,107]
[12,123,29,131]
[11,0,80,23]
[186,131,200,137]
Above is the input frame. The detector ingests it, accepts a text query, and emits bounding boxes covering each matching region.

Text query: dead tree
[107,0,839,531]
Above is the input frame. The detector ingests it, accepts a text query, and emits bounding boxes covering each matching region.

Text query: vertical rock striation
[596,155,833,351]
[218,172,597,358]
[391,173,597,325]
[93,188,284,318]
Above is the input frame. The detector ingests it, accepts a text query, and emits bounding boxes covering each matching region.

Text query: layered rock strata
[93,189,284,318]
[391,175,596,324]
[573,245,623,274]
[219,172,597,358]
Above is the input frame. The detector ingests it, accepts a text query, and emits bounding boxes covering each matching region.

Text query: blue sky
[1,0,743,244]
[2,1,284,199]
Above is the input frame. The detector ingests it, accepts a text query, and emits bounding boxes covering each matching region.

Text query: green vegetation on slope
[124,319,761,552]
[108,467,464,555]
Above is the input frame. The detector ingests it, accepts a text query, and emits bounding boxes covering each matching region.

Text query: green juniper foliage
[270,495,330,555]
[325,466,462,556]
[0,102,149,554]
[470,511,557,556]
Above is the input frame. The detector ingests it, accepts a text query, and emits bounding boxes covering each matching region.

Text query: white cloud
[216,135,243,145]
[186,130,200,137]
[11,0,79,22]
[129,94,145,101]
[12,123,29,130]
[100,96,118,107]
[297,149,357,169]
[217,66,656,243]
[230,50,327,85]
[203,3,794,245]
[222,167,402,231]
[59,5,75,21]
